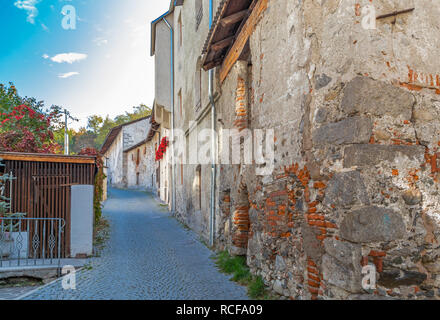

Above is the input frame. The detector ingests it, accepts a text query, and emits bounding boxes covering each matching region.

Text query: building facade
[101,116,152,192]
[152,0,440,300]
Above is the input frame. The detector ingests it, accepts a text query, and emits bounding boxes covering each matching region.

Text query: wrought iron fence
[0,217,65,268]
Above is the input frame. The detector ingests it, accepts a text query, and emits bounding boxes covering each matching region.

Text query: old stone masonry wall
[215,0,440,300]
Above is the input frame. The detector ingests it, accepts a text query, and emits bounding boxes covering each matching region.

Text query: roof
[124,139,150,153]
[146,110,161,142]
[0,152,96,164]
[202,0,255,70]
[150,1,184,56]
[100,116,151,154]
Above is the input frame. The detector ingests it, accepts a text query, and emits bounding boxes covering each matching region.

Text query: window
[181,163,183,185]
[178,13,183,47]
[136,173,140,185]
[195,0,203,30]
[194,58,202,111]
[196,165,202,210]
[178,89,183,117]
[136,149,140,166]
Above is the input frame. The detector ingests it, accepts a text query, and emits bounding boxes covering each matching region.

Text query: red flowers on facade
[155,137,169,161]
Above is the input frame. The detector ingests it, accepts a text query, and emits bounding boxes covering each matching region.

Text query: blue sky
[0,0,169,129]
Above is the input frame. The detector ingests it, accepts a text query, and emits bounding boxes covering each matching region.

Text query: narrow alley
[21,189,248,300]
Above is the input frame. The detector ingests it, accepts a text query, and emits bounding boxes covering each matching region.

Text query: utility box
[70,185,94,257]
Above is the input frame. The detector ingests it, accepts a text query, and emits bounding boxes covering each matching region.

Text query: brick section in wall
[232,205,250,249]
[234,76,248,132]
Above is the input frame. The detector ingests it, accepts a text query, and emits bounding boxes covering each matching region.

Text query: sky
[0,0,169,129]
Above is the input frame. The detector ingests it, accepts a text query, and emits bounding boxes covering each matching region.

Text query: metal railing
[0,217,65,268]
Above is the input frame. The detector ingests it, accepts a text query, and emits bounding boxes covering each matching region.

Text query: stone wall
[215,0,440,300]
[172,0,440,299]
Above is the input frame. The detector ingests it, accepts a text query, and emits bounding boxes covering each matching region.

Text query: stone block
[313,116,373,147]
[340,206,406,243]
[302,223,324,262]
[322,238,362,293]
[344,144,425,168]
[323,171,370,208]
[378,269,427,288]
[341,76,415,119]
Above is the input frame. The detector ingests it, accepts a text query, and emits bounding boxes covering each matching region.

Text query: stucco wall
[104,130,124,188]
[155,16,174,112]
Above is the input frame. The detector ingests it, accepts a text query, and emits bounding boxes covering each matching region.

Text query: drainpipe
[209,0,216,248]
[162,17,176,214]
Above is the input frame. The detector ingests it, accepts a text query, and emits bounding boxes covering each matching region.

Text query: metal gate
[0,217,65,268]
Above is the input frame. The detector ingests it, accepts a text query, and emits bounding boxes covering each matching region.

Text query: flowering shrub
[155,137,169,161]
[0,104,61,153]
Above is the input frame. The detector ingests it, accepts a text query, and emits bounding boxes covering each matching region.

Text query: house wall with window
[170,0,223,242]
[125,140,155,190]
[101,116,152,193]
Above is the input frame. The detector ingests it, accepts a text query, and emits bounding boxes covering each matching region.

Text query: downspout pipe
[162,16,176,214]
[209,0,216,248]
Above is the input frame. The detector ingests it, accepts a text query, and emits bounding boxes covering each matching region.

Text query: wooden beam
[0,153,96,164]
[211,36,235,51]
[220,10,248,27]
[219,0,268,83]
[203,58,224,71]
[376,8,414,20]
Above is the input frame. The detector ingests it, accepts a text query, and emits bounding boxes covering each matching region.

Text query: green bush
[214,251,269,299]
[248,276,265,299]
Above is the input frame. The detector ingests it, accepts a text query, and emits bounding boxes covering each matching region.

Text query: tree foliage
[55,104,152,153]
[0,83,63,153]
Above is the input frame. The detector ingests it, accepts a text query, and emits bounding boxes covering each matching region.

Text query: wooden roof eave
[0,152,96,164]
[202,0,255,71]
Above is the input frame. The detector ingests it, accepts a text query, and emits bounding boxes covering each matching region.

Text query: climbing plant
[78,148,106,224]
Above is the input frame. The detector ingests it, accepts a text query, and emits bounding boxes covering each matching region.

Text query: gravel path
[22,188,249,300]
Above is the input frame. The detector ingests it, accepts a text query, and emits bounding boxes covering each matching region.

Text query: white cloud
[58,72,79,79]
[42,54,49,59]
[14,0,41,24]
[50,53,88,64]
[94,38,108,46]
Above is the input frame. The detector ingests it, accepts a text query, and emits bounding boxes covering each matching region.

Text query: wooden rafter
[220,10,249,27]
[211,36,235,51]
[219,0,268,83]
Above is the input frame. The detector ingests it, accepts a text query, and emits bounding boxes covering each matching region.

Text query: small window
[195,0,203,30]
[194,58,202,111]
[180,162,183,185]
[178,89,183,117]
[136,149,140,166]
[196,165,202,210]
[178,13,183,47]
